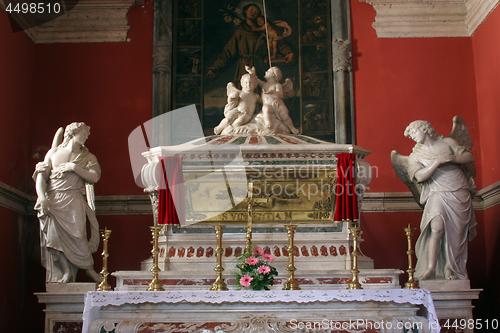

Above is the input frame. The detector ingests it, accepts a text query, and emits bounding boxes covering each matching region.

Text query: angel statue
[251,66,299,135]
[33,122,102,284]
[214,72,261,135]
[391,117,477,281]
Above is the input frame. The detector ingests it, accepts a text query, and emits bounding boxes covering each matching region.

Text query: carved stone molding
[1,181,499,216]
[152,34,172,74]
[0,182,32,215]
[0,0,138,44]
[332,39,352,72]
[360,0,500,38]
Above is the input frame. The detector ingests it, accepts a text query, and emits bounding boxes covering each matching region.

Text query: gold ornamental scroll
[183,166,337,225]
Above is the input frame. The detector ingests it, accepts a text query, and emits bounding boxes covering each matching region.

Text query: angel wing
[226,82,240,96]
[390,150,424,209]
[224,82,240,111]
[51,127,64,149]
[449,115,476,194]
[282,78,294,98]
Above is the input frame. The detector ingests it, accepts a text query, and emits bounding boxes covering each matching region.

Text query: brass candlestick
[97,228,112,291]
[348,226,363,290]
[244,182,274,253]
[245,182,254,253]
[404,223,418,289]
[147,225,165,291]
[283,224,301,290]
[211,224,228,291]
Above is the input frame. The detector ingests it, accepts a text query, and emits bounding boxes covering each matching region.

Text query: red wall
[28,1,154,197]
[351,1,481,193]
[473,4,500,188]
[0,9,35,332]
[471,3,500,321]
[26,0,156,316]
[350,0,494,319]
[0,10,33,191]
[1,0,500,330]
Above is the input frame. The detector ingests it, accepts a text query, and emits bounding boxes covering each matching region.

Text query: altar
[35,129,480,333]
[120,133,402,289]
[83,289,440,333]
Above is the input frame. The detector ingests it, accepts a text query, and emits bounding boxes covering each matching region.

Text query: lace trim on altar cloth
[83,289,440,333]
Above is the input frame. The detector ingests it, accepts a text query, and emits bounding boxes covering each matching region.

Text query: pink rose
[262,254,274,261]
[258,265,271,274]
[240,275,253,287]
[252,246,264,256]
[247,257,259,265]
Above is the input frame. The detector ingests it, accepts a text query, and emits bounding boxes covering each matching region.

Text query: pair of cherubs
[214,66,299,135]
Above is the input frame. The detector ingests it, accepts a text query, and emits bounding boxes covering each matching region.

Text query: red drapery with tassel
[334,153,359,222]
[158,156,185,225]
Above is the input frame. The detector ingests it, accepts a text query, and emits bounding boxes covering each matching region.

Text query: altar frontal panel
[183,166,336,224]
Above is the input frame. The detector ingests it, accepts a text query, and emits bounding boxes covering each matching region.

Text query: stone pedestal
[419,279,481,333]
[36,283,96,333]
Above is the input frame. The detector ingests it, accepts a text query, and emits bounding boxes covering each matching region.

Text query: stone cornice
[0,182,32,215]
[0,0,138,44]
[1,181,499,216]
[360,0,500,38]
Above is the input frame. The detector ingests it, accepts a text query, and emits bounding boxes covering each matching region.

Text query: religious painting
[159,0,353,143]
[175,77,201,104]
[176,19,201,46]
[176,48,202,75]
[178,0,201,18]
[303,101,332,133]
[170,0,337,139]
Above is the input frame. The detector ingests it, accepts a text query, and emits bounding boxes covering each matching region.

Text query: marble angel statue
[214,72,261,135]
[391,116,477,281]
[249,65,299,135]
[216,66,300,135]
[33,122,102,283]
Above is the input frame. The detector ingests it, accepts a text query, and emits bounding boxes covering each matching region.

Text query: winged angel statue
[391,116,477,281]
[33,123,102,283]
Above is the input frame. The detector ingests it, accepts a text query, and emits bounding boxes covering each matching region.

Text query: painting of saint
[203,0,300,131]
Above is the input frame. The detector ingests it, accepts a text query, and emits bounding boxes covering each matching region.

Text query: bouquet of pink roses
[234,245,278,290]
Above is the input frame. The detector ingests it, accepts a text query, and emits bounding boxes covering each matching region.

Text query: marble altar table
[83,289,440,333]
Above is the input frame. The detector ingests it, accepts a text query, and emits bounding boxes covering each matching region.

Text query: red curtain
[158,156,185,225]
[334,153,359,222]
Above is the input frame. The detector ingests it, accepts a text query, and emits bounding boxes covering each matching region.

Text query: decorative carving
[222,314,296,333]
[147,190,159,224]
[185,196,207,221]
[308,177,334,219]
[332,39,352,72]
[153,34,172,74]
[309,197,332,219]
[360,0,500,38]
[0,0,138,44]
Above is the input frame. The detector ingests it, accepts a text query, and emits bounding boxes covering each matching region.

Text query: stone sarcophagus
[114,134,403,290]
[141,134,372,225]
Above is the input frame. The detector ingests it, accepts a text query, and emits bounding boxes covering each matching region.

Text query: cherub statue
[391,117,477,281]
[33,123,102,284]
[214,72,261,135]
[249,66,299,135]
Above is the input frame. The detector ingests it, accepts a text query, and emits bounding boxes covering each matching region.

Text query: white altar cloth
[83,289,439,333]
